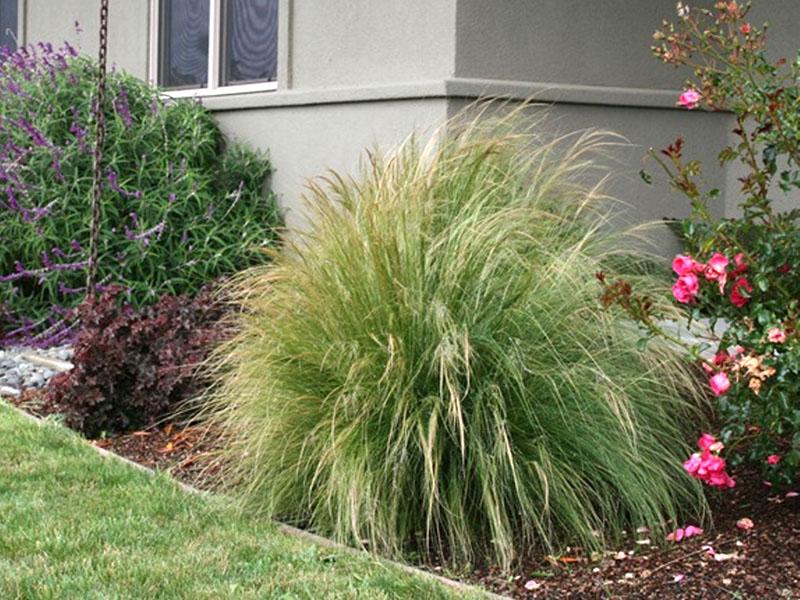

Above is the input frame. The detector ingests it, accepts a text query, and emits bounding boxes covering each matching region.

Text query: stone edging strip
[3,401,507,600]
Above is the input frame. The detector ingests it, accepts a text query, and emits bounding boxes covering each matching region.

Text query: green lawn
[0,404,482,599]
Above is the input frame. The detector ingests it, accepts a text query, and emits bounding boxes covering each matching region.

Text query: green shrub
[0,42,281,343]
[205,109,707,568]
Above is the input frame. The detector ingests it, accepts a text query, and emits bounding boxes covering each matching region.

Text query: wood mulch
[472,467,800,599]
[9,388,799,599]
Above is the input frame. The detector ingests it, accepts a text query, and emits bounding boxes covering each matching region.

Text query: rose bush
[602,1,800,487]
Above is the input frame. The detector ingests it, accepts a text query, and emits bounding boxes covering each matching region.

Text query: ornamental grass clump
[206,109,707,569]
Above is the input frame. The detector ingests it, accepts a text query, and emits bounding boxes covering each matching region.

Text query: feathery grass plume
[204,104,707,569]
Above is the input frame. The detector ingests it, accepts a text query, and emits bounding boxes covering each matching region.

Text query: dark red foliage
[47,286,228,437]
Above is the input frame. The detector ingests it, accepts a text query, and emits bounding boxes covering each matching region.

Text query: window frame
[1,0,24,51]
[148,0,278,98]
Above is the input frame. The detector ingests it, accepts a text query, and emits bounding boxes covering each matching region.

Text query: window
[153,0,278,96]
[0,0,18,51]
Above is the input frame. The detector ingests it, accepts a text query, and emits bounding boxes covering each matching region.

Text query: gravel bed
[0,346,73,394]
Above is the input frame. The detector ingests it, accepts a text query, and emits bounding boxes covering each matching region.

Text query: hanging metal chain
[86,0,109,294]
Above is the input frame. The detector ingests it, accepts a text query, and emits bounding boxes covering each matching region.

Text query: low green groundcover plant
[603,1,800,487]
[205,109,707,569]
[0,41,281,345]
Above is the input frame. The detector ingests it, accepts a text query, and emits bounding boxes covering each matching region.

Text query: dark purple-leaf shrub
[47,286,228,437]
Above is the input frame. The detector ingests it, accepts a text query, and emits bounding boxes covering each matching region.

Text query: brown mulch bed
[8,388,800,598]
[91,422,222,489]
[471,467,800,599]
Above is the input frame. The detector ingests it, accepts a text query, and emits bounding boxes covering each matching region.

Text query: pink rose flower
[684,434,736,489]
[672,254,702,276]
[707,470,736,488]
[697,433,717,451]
[672,273,700,304]
[697,451,725,476]
[704,252,729,281]
[683,452,702,476]
[729,277,752,308]
[678,88,702,109]
[698,433,723,453]
[709,372,730,396]
[767,328,787,344]
[767,454,781,465]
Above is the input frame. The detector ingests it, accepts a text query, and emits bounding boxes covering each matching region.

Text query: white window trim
[148,0,278,98]
[3,0,24,48]
[17,0,23,47]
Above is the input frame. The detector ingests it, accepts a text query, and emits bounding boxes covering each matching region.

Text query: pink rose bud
[709,372,730,396]
[767,454,781,465]
[732,253,747,275]
[678,89,702,109]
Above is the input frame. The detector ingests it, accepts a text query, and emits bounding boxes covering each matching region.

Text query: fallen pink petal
[524,579,541,591]
[736,518,754,530]
[683,525,704,538]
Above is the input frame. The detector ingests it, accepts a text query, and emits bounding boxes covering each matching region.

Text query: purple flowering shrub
[0,41,281,345]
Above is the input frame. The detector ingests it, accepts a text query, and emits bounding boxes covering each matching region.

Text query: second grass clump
[207,109,707,569]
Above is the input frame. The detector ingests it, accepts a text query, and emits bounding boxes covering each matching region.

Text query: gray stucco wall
[24,0,150,80]
[20,0,800,244]
[455,0,686,90]
[213,98,451,229]
[288,0,456,89]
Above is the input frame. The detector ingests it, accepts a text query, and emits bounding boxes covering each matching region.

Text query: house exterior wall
[452,0,800,250]
[24,0,150,80]
[20,0,800,243]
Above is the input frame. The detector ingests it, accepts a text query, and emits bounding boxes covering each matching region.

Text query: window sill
[163,81,278,99]
[167,78,703,113]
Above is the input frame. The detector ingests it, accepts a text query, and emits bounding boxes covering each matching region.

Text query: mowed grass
[0,404,480,600]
